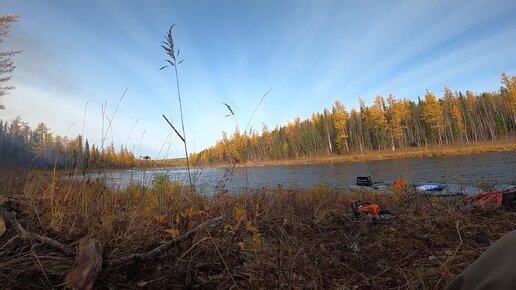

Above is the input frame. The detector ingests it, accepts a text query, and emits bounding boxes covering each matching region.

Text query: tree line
[0,116,140,169]
[192,73,516,164]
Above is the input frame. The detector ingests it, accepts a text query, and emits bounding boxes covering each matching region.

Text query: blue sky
[1,0,516,158]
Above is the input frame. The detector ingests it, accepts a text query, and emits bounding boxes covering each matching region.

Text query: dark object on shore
[503,188,516,208]
[356,176,373,187]
[139,155,151,160]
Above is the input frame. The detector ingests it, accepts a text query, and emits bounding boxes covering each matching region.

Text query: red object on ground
[357,204,381,216]
[465,191,503,207]
[393,180,408,189]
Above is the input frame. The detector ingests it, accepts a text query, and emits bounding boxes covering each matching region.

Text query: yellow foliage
[234,206,247,224]
[252,233,263,246]
[386,96,411,140]
[369,96,388,128]
[224,224,235,233]
[164,228,180,238]
[311,113,321,128]
[154,214,167,223]
[245,221,259,233]
[502,73,516,113]
[332,100,348,133]
[451,99,465,135]
[421,91,444,132]
[254,203,264,217]
[184,206,198,218]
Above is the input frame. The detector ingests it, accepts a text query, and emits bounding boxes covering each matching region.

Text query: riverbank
[199,141,516,168]
[49,142,516,173]
[1,170,515,288]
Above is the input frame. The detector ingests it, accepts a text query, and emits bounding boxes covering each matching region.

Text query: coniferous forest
[0,117,138,169]
[192,73,516,164]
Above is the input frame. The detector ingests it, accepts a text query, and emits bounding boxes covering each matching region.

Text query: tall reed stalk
[160,24,192,187]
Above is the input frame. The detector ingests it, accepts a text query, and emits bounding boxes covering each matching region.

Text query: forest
[0,117,139,169]
[192,73,516,164]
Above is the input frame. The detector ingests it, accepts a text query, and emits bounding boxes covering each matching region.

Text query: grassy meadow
[1,170,515,289]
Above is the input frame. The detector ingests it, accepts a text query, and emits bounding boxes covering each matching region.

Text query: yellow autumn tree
[386,95,411,150]
[421,91,444,146]
[285,118,301,158]
[363,96,388,150]
[444,87,467,144]
[261,124,273,158]
[227,130,248,162]
[370,96,388,128]
[501,73,516,123]
[332,100,349,153]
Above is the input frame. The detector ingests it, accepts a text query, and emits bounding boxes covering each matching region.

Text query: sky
[1,0,516,158]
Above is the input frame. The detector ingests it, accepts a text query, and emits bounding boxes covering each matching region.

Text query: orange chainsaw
[351,200,396,222]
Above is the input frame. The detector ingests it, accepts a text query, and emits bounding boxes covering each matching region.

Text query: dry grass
[0,170,515,289]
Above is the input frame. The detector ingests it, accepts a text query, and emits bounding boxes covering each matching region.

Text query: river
[83,151,516,193]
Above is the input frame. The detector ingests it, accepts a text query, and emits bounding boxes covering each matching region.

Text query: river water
[83,152,516,193]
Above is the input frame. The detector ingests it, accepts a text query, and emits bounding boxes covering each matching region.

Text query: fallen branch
[0,202,74,256]
[108,215,224,266]
[15,218,74,256]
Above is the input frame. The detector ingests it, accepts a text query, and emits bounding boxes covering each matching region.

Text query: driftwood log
[108,215,224,266]
[64,238,103,290]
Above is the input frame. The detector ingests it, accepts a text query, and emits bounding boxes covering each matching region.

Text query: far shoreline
[194,141,516,169]
[51,141,516,174]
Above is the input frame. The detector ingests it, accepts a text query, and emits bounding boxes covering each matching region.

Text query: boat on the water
[415,183,482,196]
[416,184,442,192]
